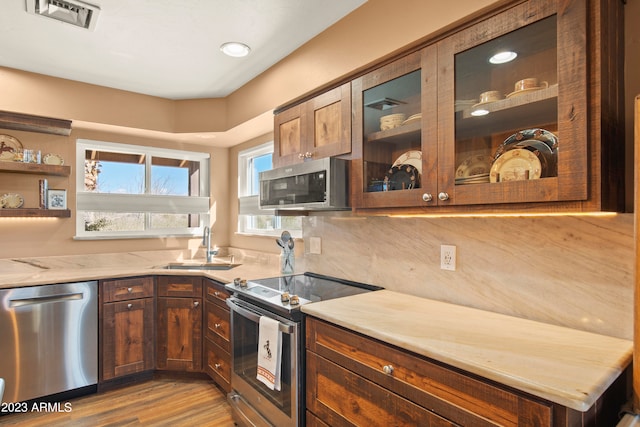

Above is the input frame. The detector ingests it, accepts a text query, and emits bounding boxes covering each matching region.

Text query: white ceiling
[0,0,366,100]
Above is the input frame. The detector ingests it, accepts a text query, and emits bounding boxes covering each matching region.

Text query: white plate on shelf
[392,150,422,175]
[0,134,22,161]
[43,153,64,165]
[455,155,491,178]
[489,149,541,182]
[1,193,24,208]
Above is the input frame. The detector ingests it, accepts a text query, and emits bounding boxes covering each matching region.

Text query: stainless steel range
[225,272,382,427]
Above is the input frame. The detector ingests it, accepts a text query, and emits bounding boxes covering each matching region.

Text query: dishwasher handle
[9,292,84,308]
[227,298,294,335]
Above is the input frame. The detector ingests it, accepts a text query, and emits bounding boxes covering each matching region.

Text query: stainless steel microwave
[259,157,349,210]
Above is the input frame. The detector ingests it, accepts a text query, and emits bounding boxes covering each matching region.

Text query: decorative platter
[43,153,64,165]
[384,164,420,191]
[455,155,491,178]
[499,128,558,154]
[392,150,422,174]
[489,149,542,183]
[401,113,422,126]
[0,134,22,162]
[1,193,25,208]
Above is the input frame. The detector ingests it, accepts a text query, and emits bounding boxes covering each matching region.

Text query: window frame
[75,139,210,240]
[237,142,301,237]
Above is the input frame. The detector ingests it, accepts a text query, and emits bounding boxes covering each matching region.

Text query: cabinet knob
[422,193,433,202]
[193,301,200,308]
[298,153,305,159]
[127,303,133,309]
[214,291,220,297]
[215,323,221,329]
[305,152,313,159]
[214,363,221,370]
[382,365,394,375]
[127,287,133,293]
[438,192,450,201]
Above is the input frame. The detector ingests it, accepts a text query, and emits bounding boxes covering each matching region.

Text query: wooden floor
[0,376,235,426]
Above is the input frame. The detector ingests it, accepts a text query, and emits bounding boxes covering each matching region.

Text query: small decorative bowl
[380,113,406,131]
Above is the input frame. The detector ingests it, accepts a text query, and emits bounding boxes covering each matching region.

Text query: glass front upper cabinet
[351,47,438,209]
[437,0,587,206]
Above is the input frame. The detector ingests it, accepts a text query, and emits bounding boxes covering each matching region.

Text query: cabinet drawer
[205,339,231,392]
[102,276,154,302]
[307,352,458,427]
[205,300,230,351]
[204,279,230,307]
[307,318,551,427]
[157,276,202,297]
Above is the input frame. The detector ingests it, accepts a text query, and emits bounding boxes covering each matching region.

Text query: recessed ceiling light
[220,42,251,58]
[489,51,517,64]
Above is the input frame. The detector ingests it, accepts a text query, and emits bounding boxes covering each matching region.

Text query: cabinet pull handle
[127,303,133,309]
[193,301,200,307]
[382,365,394,375]
[215,323,221,329]
[422,193,433,202]
[127,287,133,293]
[214,363,221,370]
[438,192,449,201]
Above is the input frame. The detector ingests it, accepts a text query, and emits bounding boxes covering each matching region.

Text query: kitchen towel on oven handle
[256,315,282,391]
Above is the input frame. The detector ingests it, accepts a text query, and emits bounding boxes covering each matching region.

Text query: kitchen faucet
[202,226,218,263]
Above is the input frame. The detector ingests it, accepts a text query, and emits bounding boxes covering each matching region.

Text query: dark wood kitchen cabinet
[273,82,351,168]
[306,317,626,427]
[347,0,623,213]
[204,278,232,392]
[156,276,203,372]
[100,276,155,381]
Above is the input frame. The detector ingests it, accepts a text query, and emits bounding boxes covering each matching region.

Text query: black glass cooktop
[225,272,383,317]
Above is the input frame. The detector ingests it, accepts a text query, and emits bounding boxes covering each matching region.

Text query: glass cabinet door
[352,46,438,209]
[437,0,587,206]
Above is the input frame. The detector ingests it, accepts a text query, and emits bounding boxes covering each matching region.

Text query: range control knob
[233,277,241,287]
[281,292,290,303]
[289,295,300,305]
[239,279,248,288]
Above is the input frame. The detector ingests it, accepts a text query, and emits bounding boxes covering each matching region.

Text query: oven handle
[227,298,294,335]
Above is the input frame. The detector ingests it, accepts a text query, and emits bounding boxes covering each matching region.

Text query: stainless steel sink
[161,261,241,271]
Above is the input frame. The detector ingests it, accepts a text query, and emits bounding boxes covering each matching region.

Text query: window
[76,139,210,239]
[237,142,301,236]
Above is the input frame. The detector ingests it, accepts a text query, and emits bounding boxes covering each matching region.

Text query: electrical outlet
[309,237,322,254]
[440,245,456,271]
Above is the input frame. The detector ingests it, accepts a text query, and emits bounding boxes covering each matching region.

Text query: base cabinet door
[100,277,155,382]
[156,276,203,372]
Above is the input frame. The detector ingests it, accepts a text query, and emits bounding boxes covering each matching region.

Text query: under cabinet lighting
[489,51,517,64]
[220,42,251,58]
[470,108,489,116]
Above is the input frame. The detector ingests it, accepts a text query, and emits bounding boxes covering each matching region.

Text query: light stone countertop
[301,289,633,413]
[0,250,282,289]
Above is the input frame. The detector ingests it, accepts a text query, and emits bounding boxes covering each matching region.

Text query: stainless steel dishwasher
[0,281,98,403]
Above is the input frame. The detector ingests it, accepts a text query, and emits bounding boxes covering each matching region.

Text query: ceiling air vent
[26,0,100,31]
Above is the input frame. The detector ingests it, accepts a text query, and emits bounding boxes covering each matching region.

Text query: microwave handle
[227,298,294,335]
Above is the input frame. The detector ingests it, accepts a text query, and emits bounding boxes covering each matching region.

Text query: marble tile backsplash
[302,213,634,339]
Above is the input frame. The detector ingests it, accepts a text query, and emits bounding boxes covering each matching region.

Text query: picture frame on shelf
[47,189,67,210]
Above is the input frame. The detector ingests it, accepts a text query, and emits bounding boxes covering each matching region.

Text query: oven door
[226,297,301,427]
